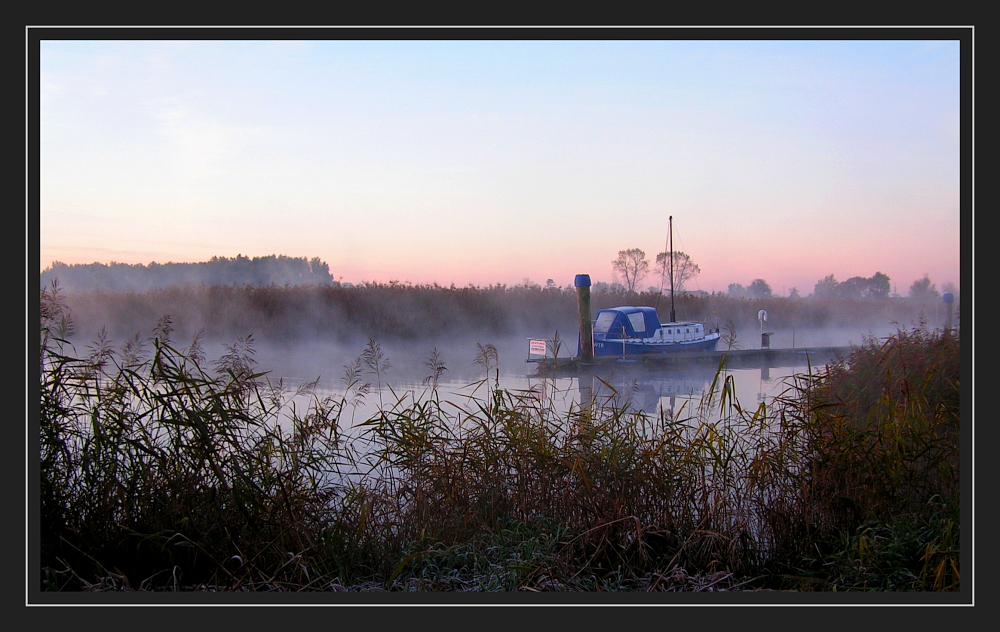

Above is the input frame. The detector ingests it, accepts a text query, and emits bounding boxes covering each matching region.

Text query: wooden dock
[527,345,853,375]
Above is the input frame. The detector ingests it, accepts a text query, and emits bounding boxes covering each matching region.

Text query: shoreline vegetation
[37,283,960,593]
[46,277,950,348]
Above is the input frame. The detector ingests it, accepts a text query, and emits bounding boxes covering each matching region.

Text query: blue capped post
[575,274,593,362]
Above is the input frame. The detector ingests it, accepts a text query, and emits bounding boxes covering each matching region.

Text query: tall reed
[40,283,360,590]
[765,322,961,590]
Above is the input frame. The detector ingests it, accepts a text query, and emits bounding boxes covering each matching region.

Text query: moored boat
[587,305,720,357]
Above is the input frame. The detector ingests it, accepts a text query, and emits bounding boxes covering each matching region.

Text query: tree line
[611,248,955,301]
[40,255,334,293]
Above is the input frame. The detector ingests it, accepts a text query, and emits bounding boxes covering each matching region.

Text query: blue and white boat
[587,305,720,357]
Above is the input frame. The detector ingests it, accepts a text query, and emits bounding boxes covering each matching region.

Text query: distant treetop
[812,272,891,299]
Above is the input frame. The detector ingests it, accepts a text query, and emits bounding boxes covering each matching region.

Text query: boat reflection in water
[529,353,827,424]
[566,362,721,419]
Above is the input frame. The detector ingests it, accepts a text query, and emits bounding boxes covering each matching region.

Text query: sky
[36,32,964,296]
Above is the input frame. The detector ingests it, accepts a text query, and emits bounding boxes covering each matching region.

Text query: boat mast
[669,215,676,323]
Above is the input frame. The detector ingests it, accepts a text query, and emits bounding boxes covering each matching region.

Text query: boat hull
[592,333,721,357]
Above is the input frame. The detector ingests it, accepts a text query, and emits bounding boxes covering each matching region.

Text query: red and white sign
[529,339,548,356]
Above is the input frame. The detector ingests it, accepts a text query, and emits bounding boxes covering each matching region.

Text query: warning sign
[529,339,548,356]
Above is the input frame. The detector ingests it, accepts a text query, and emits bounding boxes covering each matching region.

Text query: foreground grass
[38,284,960,592]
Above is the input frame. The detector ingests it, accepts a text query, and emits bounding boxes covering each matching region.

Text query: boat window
[627,312,646,334]
[594,311,617,333]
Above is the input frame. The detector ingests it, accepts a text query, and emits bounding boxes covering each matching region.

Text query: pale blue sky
[39,35,963,295]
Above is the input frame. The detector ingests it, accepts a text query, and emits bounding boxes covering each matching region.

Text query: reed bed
[54,281,939,347]
[38,284,961,592]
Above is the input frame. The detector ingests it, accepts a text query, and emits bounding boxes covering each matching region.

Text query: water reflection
[252,337,840,431]
[758,364,771,403]
[568,363,718,417]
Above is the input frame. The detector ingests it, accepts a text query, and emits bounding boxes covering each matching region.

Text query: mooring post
[575,274,593,362]
[943,292,954,332]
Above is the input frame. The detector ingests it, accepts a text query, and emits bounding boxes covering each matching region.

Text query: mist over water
[47,279,955,431]
[171,319,897,385]
[243,318,890,386]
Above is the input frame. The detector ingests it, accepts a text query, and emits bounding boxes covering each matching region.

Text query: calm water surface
[245,329,872,431]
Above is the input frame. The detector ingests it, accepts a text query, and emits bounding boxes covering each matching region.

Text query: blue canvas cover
[593,306,661,339]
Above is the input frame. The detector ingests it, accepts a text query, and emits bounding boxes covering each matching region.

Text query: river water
[242,325,886,432]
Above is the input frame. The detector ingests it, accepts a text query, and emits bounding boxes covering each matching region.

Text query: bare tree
[612,248,649,293]
[655,250,700,294]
